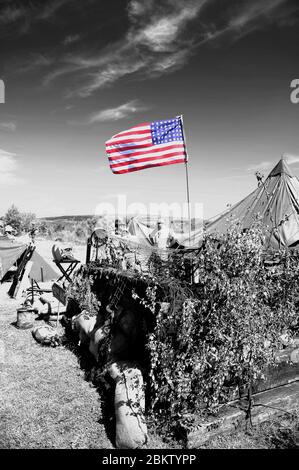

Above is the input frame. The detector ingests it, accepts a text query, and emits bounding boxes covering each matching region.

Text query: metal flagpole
[178,115,191,243]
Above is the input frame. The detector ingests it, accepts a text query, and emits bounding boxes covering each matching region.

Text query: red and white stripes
[105,122,186,174]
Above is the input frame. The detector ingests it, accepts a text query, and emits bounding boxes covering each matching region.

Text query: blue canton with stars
[150,118,184,145]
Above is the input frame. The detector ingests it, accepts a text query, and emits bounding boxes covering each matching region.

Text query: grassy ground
[0,283,168,449]
[199,412,299,449]
[0,278,298,449]
[0,287,113,449]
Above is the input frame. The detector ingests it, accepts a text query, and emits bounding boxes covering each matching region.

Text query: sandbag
[108,361,147,449]
[72,310,97,345]
[89,324,108,361]
[32,325,62,347]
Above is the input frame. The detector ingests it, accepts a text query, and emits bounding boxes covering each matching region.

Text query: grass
[0,283,298,449]
[0,292,112,449]
[0,288,167,449]
[199,411,299,449]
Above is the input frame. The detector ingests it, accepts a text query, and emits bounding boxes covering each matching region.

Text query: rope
[239,382,298,428]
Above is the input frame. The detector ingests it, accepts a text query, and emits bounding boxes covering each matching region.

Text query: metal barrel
[17,307,34,329]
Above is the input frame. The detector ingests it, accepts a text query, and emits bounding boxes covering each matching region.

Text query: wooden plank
[52,281,67,305]
[184,381,299,448]
[224,339,299,401]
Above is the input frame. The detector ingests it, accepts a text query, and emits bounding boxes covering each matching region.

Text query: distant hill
[39,215,93,222]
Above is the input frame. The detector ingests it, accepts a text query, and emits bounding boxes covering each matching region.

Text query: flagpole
[178,115,191,244]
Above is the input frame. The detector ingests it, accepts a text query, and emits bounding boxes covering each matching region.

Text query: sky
[0,0,299,220]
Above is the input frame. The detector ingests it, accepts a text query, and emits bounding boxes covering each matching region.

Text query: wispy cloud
[283,153,299,165]
[0,0,77,30]
[247,161,273,172]
[44,0,208,96]
[201,0,298,45]
[0,149,22,185]
[0,4,26,24]
[63,34,81,46]
[88,100,147,123]
[18,0,299,97]
[247,153,299,173]
[0,122,17,132]
[17,54,53,74]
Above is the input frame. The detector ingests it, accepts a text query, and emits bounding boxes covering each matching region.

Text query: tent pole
[178,115,191,243]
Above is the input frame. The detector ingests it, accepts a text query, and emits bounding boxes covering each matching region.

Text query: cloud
[0,0,77,29]
[26,0,299,97]
[17,54,53,74]
[0,4,26,24]
[0,149,22,185]
[44,0,207,97]
[63,34,81,45]
[247,161,273,172]
[247,153,299,173]
[212,0,298,44]
[283,153,299,165]
[0,122,17,132]
[88,100,147,123]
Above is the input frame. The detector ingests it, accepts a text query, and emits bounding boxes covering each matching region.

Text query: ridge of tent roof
[268,156,294,177]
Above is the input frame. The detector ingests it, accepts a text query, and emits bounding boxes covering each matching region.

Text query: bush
[4,204,23,234]
[68,222,299,435]
[139,222,298,432]
[4,205,37,235]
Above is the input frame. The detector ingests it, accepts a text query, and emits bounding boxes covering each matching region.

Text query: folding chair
[52,244,80,283]
[26,278,52,304]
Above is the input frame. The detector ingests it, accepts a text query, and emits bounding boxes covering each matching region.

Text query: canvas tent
[29,250,59,283]
[7,245,60,298]
[0,236,27,281]
[127,216,203,248]
[205,157,299,250]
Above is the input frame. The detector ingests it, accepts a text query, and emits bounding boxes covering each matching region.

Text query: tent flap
[0,237,27,280]
[205,158,299,250]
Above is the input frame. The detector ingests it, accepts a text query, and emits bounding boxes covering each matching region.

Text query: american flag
[105,116,187,174]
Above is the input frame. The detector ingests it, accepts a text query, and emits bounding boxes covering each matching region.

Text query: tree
[38,220,49,236]
[75,223,87,239]
[4,204,23,234]
[21,212,37,232]
[86,216,98,235]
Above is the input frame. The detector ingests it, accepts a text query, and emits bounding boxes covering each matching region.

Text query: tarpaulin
[0,236,27,280]
[205,158,299,250]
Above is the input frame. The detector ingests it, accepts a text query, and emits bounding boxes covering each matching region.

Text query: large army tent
[127,216,203,248]
[205,157,299,250]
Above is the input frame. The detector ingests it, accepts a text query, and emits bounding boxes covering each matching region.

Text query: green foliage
[4,205,37,235]
[4,204,23,233]
[67,272,101,315]
[75,223,87,239]
[68,221,299,435]
[21,212,37,232]
[135,222,299,430]
[37,220,51,237]
[86,217,98,235]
